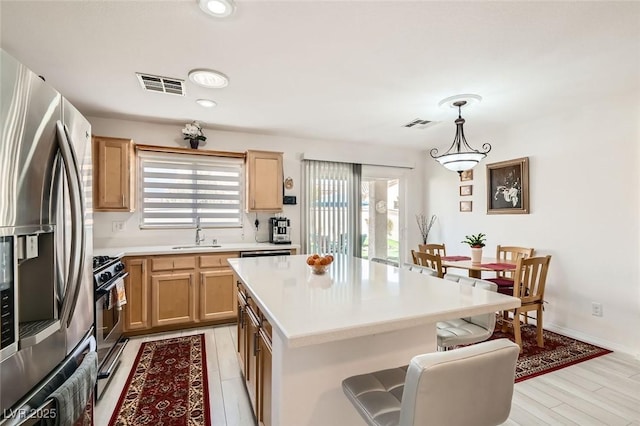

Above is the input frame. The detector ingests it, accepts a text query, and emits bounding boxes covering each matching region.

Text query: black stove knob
[114,263,125,272]
[100,271,112,283]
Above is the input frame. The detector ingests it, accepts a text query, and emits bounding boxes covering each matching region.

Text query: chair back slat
[410,250,443,278]
[496,245,534,279]
[418,243,446,257]
[513,255,551,302]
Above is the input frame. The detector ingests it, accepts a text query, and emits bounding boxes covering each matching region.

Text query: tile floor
[95,325,640,426]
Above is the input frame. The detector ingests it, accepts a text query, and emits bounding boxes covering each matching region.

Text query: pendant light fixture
[430,100,491,175]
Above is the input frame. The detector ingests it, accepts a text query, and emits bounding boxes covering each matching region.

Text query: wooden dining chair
[410,250,444,278]
[486,245,534,294]
[418,243,446,257]
[501,255,552,351]
[418,244,447,274]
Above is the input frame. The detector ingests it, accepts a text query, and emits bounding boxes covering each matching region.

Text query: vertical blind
[138,151,243,228]
[302,160,361,256]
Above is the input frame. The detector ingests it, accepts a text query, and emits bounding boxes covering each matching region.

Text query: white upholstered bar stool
[436,274,499,350]
[342,339,520,426]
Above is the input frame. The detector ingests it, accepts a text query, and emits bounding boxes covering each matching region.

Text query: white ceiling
[1,1,638,149]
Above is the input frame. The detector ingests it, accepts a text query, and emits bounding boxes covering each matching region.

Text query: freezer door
[0,330,96,426]
[0,49,60,229]
[61,99,93,354]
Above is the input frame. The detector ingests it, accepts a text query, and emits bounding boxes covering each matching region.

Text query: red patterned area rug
[109,334,210,426]
[488,325,612,383]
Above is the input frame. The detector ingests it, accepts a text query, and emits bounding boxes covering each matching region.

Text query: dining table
[440,256,517,279]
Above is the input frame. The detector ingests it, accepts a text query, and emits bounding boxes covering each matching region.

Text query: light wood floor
[95,325,640,426]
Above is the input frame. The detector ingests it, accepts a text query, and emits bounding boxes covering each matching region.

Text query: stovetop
[92,255,126,290]
[93,255,117,270]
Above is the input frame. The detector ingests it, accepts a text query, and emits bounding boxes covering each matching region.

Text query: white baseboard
[545,323,639,359]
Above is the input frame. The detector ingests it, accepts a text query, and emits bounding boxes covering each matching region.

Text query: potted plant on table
[462,233,486,264]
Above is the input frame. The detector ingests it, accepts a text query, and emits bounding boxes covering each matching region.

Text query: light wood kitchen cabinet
[236,280,273,426]
[93,136,135,211]
[258,328,273,426]
[150,272,196,327]
[199,270,236,321]
[123,257,148,332]
[245,150,283,212]
[246,308,260,413]
[236,288,248,376]
[199,253,238,321]
[122,251,239,335]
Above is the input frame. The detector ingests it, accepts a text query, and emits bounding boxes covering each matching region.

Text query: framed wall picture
[460,169,473,181]
[460,185,473,196]
[486,157,529,214]
[459,201,472,212]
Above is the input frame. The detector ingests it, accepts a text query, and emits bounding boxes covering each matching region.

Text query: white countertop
[229,254,521,348]
[93,242,300,258]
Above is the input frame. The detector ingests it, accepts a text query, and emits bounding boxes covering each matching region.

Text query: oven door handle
[96,273,129,296]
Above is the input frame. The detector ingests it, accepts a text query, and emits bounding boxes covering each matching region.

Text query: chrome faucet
[195,217,205,246]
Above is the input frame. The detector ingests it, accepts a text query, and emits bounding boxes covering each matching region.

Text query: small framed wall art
[486,157,529,214]
[459,201,472,212]
[460,169,473,181]
[459,185,473,196]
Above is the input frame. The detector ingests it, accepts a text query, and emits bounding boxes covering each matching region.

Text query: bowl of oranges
[306,253,334,274]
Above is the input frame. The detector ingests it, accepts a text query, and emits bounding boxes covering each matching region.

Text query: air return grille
[403,118,435,129]
[136,73,185,96]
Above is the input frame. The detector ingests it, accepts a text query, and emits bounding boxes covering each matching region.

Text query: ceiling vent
[136,73,185,96]
[403,118,436,129]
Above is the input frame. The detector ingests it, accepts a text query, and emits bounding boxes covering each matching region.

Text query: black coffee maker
[269,217,291,244]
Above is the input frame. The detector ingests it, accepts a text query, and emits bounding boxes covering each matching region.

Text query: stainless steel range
[93,255,128,399]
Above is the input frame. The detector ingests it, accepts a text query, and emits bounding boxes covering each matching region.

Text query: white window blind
[138,151,243,228]
[302,160,361,256]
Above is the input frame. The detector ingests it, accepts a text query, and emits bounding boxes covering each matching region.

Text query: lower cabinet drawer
[200,253,238,268]
[151,256,196,271]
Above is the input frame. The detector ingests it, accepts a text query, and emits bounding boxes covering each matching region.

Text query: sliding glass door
[361,166,405,263]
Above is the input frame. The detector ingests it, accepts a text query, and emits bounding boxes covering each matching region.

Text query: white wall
[423,91,640,356]
[89,117,425,264]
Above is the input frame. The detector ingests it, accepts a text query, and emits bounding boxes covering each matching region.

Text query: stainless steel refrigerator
[0,49,96,424]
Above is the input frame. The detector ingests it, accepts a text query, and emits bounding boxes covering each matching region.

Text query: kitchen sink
[172,245,222,249]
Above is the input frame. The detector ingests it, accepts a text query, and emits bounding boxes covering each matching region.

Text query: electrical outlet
[591,302,603,317]
[112,221,125,232]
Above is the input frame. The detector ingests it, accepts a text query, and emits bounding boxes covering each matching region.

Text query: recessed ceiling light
[438,94,482,111]
[196,99,217,108]
[198,0,235,18]
[188,69,229,88]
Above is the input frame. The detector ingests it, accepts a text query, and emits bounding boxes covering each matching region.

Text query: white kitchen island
[228,254,520,426]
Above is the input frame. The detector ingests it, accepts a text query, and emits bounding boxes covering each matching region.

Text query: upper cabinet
[245,150,283,212]
[93,136,135,211]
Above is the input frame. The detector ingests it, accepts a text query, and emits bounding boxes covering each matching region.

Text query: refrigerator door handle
[50,155,66,308]
[55,121,86,327]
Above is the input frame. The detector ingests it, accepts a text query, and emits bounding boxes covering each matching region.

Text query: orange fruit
[306,256,315,265]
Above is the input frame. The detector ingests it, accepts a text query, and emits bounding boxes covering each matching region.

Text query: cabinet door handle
[254,332,260,356]
[122,194,125,207]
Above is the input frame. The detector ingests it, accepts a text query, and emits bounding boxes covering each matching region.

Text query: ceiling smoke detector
[136,73,185,96]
